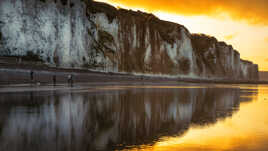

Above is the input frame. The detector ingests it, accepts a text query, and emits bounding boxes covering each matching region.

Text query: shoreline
[0,64,267,85]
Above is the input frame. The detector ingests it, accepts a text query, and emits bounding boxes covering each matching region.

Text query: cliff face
[0,0,259,80]
[191,34,259,80]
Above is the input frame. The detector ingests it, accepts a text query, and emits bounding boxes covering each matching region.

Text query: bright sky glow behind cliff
[95,0,268,71]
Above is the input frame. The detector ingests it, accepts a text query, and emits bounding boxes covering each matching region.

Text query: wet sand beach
[0,64,266,85]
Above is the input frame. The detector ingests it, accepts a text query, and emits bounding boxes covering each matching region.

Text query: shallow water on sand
[0,84,267,151]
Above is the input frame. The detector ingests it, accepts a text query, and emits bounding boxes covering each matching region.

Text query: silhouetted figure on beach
[18,57,22,64]
[53,75,56,86]
[30,70,34,83]
[68,74,73,87]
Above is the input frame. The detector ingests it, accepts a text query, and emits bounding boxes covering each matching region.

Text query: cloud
[100,0,268,25]
[224,34,237,40]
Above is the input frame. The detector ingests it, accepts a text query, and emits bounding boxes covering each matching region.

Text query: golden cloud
[224,34,237,40]
[101,0,268,25]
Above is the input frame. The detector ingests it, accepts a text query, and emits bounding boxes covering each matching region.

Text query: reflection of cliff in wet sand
[0,87,257,150]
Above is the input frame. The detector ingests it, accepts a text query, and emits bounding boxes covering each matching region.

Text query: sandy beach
[0,64,266,86]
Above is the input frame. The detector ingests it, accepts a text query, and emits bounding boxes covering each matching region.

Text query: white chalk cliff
[0,0,259,80]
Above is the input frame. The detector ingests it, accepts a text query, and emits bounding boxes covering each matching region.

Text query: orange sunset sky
[95,0,268,71]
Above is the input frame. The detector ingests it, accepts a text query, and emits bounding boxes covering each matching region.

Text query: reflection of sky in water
[134,86,268,151]
[0,85,262,151]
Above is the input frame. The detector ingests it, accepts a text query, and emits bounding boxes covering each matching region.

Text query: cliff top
[191,33,243,57]
[240,59,253,64]
[87,1,189,30]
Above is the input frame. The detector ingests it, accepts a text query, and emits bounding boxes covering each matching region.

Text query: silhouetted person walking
[53,75,56,86]
[30,70,34,83]
[68,74,73,87]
